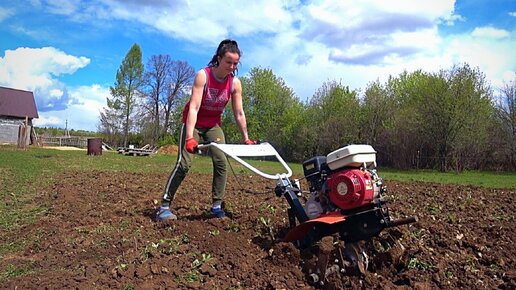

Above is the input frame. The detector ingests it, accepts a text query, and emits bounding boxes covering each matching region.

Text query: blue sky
[1,0,514,132]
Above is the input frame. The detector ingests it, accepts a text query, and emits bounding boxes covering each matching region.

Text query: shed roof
[0,86,39,119]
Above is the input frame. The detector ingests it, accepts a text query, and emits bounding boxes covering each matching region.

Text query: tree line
[99,44,515,172]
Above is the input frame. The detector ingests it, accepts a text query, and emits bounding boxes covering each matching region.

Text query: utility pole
[65,119,70,137]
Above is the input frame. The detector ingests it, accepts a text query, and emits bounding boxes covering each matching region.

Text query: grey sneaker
[156,206,177,221]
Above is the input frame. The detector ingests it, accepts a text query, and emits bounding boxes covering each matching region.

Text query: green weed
[259,203,277,214]
[447,213,458,224]
[410,228,425,239]
[426,204,442,215]
[407,257,433,270]
[191,253,212,268]
[259,216,275,240]
[226,222,241,233]
[209,229,220,236]
[181,269,200,283]
[464,257,479,272]
[0,264,34,281]
[142,235,190,260]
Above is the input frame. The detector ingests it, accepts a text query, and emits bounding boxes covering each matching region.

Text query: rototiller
[199,142,417,284]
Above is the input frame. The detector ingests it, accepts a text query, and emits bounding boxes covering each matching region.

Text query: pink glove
[244,139,257,145]
[185,138,198,154]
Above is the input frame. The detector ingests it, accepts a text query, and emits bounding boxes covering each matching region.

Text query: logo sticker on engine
[337,182,348,195]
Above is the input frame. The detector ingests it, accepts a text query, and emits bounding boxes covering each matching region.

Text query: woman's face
[218,52,240,75]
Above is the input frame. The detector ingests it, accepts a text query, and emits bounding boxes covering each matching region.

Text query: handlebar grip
[195,141,214,151]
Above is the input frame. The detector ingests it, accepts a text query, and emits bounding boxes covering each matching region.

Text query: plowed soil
[1,171,515,289]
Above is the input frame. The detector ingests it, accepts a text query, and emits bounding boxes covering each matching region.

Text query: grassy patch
[0,147,62,238]
[0,263,34,281]
[380,168,516,189]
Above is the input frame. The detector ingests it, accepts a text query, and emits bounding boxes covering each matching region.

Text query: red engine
[327,169,375,210]
[301,145,383,217]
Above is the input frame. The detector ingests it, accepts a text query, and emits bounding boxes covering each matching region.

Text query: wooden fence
[40,136,89,148]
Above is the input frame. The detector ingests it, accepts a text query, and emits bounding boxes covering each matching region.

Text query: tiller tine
[307,238,369,286]
[342,242,368,275]
[308,236,334,285]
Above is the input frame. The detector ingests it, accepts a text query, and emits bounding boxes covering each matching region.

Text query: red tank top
[182,67,234,128]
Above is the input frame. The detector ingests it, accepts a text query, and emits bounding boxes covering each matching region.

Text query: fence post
[17,116,28,150]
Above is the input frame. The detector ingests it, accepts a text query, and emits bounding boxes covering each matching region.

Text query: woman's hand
[185,138,198,153]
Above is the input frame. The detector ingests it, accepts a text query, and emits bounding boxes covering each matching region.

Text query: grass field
[2,145,514,186]
[1,145,514,236]
[380,168,516,189]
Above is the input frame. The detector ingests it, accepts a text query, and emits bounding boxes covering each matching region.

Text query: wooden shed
[0,86,39,145]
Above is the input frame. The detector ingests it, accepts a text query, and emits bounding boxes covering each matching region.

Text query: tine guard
[283,212,346,242]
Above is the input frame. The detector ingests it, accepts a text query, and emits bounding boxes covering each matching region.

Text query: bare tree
[144,55,173,144]
[163,60,195,137]
[98,108,123,146]
[493,76,516,169]
[499,77,516,143]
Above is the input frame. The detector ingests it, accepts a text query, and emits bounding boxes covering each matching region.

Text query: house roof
[0,86,39,119]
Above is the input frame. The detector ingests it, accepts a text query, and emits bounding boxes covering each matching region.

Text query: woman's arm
[185,70,206,139]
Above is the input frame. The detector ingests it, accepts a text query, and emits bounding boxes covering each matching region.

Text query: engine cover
[328,169,374,210]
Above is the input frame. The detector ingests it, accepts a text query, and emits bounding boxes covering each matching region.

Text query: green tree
[386,70,442,169]
[103,43,144,147]
[360,80,398,166]
[304,81,361,156]
[361,80,396,145]
[443,64,493,171]
[222,67,300,155]
[384,65,493,171]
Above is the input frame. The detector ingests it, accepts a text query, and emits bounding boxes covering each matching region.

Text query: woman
[157,39,255,221]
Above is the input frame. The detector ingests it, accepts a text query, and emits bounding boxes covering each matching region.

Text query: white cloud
[444,31,515,88]
[509,12,516,17]
[240,1,458,99]
[0,47,90,111]
[0,46,106,131]
[49,89,64,97]
[471,26,510,39]
[297,1,457,66]
[0,7,15,22]
[43,0,81,15]
[34,84,110,131]
[243,1,514,101]
[33,0,297,45]
[9,25,51,41]
[33,115,62,127]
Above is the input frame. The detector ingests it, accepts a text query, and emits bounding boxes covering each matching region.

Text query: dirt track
[1,171,515,289]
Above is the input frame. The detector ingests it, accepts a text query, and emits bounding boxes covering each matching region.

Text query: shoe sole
[156,213,177,221]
